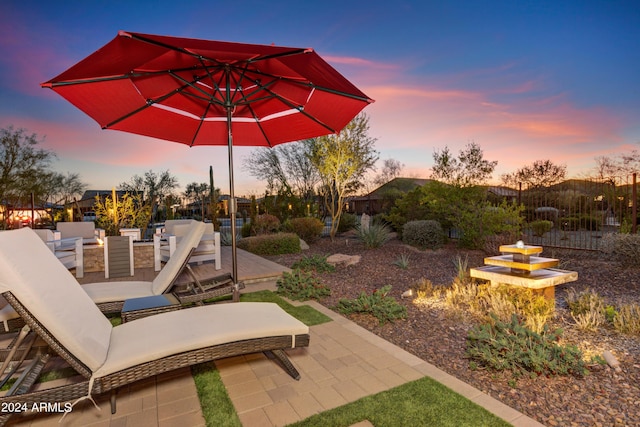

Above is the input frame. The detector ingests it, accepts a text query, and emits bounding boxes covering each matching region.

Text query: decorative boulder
[327,253,361,267]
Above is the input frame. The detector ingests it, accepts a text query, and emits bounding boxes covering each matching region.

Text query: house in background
[346,178,431,215]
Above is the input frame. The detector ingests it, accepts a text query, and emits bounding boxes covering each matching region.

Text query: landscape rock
[603,350,622,372]
[299,239,309,250]
[326,253,361,266]
[360,213,370,231]
[401,289,414,298]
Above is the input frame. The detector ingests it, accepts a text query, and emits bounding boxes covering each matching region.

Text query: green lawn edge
[239,289,332,326]
[286,375,512,427]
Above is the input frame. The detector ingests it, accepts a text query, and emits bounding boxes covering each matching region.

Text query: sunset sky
[1,0,638,197]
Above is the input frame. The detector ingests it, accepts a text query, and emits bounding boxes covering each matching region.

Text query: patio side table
[121,294,180,323]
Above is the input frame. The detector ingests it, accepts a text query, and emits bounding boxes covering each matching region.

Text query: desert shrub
[338,213,357,233]
[335,285,407,325]
[291,254,335,273]
[613,303,640,335]
[466,314,587,379]
[402,220,445,250]
[286,217,324,243]
[529,220,553,237]
[445,281,486,312]
[495,287,555,334]
[412,278,444,300]
[219,230,241,246]
[600,233,640,266]
[444,281,554,334]
[356,219,391,249]
[393,253,410,269]
[565,288,606,331]
[240,222,252,238]
[452,254,471,285]
[252,214,281,235]
[236,232,300,255]
[276,269,331,301]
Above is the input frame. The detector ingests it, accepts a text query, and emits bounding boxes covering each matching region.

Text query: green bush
[357,219,391,249]
[240,222,252,238]
[466,314,586,379]
[613,303,640,335]
[276,269,331,301]
[291,254,335,273]
[402,220,444,249]
[580,214,601,231]
[286,217,324,243]
[565,288,606,331]
[252,214,281,235]
[236,232,300,255]
[338,213,357,233]
[384,186,434,236]
[529,220,553,237]
[560,215,600,231]
[335,285,407,325]
[457,200,524,250]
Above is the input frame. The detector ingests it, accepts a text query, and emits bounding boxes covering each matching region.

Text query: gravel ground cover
[266,236,640,427]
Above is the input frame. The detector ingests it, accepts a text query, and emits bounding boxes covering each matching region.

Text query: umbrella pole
[227,106,240,301]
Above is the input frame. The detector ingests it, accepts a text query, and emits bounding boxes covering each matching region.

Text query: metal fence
[516,174,637,251]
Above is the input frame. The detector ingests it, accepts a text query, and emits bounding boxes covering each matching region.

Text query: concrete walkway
[6,248,544,427]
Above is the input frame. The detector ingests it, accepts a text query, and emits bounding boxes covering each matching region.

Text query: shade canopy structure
[42,31,374,288]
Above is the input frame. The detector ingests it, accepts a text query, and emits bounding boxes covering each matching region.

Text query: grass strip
[239,290,332,326]
[287,376,512,427]
[192,362,241,427]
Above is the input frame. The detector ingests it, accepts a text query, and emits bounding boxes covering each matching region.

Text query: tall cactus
[209,166,219,230]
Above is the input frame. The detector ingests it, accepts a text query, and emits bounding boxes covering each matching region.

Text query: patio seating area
[0,230,543,427]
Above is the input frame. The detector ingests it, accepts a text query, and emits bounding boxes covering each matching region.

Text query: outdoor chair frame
[0,291,309,425]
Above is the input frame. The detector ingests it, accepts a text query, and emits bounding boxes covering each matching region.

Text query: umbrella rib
[232,65,372,103]
[102,79,197,129]
[189,103,211,147]
[240,71,339,134]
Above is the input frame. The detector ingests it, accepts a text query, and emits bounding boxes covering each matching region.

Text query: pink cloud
[354,63,628,183]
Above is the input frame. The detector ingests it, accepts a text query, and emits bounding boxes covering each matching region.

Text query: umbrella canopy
[42,31,373,288]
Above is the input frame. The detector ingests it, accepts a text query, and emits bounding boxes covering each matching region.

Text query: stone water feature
[470,241,578,301]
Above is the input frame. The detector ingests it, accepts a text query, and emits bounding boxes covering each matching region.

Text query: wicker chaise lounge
[81,219,241,314]
[0,228,310,425]
[0,220,242,333]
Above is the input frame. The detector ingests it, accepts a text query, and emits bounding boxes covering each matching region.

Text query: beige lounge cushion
[0,228,112,371]
[164,219,194,236]
[151,220,205,295]
[95,302,309,377]
[80,220,205,301]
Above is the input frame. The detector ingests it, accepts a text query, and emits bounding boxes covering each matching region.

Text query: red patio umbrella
[41,31,373,291]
